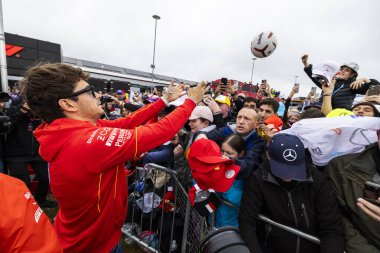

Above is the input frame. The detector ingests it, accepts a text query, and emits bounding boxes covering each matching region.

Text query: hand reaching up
[164,81,186,102]
[187,81,209,104]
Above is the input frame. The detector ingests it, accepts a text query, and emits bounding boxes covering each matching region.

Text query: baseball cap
[268,134,306,181]
[189,106,213,122]
[311,60,340,83]
[341,62,359,74]
[264,114,283,132]
[215,95,231,107]
[116,90,124,95]
[187,139,240,192]
[326,108,354,118]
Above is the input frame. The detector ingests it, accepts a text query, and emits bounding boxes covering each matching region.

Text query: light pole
[250,57,257,84]
[0,0,9,93]
[151,15,160,93]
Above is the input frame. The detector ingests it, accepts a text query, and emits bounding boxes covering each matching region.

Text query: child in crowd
[214,134,246,228]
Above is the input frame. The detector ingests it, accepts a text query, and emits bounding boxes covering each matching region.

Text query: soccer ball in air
[251,31,278,58]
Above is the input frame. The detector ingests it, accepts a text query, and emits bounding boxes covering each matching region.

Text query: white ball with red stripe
[251,31,278,58]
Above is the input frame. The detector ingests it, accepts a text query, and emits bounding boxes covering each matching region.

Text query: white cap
[189,106,213,122]
[341,62,359,73]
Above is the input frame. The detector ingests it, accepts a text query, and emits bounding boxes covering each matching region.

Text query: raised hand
[226,80,236,95]
[301,54,309,67]
[203,94,221,114]
[164,81,186,102]
[187,81,209,104]
[322,79,336,95]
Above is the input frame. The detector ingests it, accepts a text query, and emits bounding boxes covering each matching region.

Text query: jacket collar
[227,123,257,141]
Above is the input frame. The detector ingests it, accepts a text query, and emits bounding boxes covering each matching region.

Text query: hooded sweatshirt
[34,98,195,253]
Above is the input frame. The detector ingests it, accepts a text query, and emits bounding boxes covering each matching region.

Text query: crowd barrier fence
[121,163,320,253]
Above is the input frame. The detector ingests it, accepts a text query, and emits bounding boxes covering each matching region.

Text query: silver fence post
[181,200,192,253]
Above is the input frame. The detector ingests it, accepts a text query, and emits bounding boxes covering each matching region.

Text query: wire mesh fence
[122,163,208,253]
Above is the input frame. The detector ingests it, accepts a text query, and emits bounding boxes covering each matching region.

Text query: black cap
[123,103,141,112]
[268,134,306,181]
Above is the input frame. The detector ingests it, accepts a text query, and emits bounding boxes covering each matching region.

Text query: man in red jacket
[21,63,206,253]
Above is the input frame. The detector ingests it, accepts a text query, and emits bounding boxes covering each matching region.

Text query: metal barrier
[220,199,320,245]
[122,163,320,252]
[122,163,207,253]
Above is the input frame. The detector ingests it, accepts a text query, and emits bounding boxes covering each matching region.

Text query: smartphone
[294,83,300,93]
[220,78,227,92]
[367,85,380,96]
[311,87,317,93]
[364,181,380,200]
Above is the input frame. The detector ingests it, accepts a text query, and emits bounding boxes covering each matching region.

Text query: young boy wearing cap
[302,54,379,110]
[239,134,344,253]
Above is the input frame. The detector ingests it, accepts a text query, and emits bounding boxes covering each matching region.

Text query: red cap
[187,139,240,192]
[264,114,283,132]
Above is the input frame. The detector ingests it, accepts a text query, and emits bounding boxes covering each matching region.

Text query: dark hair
[20,63,90,123]
[199,118,211,125]
[243,97,258,105]
[259,98,279,112]
[300,108,325,120]
[351,102,380,117]
[223,134,245,155]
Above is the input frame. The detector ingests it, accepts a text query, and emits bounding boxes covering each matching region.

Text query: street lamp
[151,15,160,93]
[250,57,257,84]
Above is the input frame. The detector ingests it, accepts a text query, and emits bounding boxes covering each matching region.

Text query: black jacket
[304,64,379,110]
[238,160,344,253]
[5,104,42,158]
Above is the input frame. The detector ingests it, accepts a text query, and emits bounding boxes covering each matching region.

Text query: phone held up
[220,78,227,92]
[311,86,317,93]
[364,181,380,204]
[294,83,300,93]
[367,85,380,96]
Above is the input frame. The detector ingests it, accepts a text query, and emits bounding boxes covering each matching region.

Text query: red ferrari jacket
[34,98,195,253]
[0,174,63,253]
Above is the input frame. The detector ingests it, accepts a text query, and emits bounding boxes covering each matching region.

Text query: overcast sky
[3,0,379,96]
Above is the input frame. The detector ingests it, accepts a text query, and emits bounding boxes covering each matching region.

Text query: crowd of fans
[0,54,379,253]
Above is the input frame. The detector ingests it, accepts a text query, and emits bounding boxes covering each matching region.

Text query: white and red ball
[251,31,277,58]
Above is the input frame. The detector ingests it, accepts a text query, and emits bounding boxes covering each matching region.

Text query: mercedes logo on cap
[283,149,297,162]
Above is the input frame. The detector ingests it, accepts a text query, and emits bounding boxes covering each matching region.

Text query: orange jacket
[0,174,63,253]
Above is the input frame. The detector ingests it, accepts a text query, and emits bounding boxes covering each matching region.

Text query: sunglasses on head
[65,86,96,99]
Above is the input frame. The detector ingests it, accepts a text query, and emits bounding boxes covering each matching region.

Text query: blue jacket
[206,123,266,179]
[214,179,244,228]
